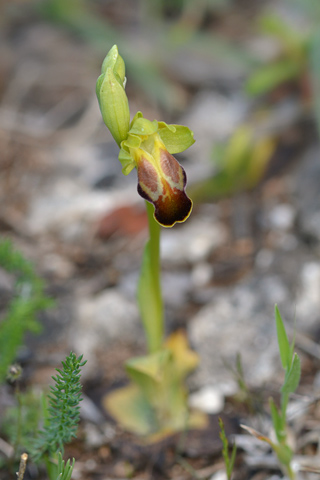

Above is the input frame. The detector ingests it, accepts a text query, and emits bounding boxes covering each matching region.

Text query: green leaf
[282,353,301,395]
[273,443,293,469]
[246,59,301,96]
[126,350,171,386]
[275,305,291,370]
[104,333,206,438]
[158,125,195,154]
[224,125,252,176]
[104,383,157,435]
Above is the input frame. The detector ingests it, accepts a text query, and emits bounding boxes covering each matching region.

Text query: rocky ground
[1,1,320,479]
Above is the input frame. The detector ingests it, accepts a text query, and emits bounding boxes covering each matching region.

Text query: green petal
[158,125,195,154]
[130,111,143,128]
[130,117,158,136]
[158,121,176,133]
[123,133,142,149]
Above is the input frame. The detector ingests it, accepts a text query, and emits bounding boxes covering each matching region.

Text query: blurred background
[1,0,320,476]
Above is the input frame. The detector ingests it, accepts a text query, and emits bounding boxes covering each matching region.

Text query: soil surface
[1,1,320,479]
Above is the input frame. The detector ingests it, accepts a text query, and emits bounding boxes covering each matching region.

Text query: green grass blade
[282,353,301,395]
[309,31,320,138]
[246,59,301,96]
[269,397,283,443]
[275,305,291,370]
[258,13,307,55]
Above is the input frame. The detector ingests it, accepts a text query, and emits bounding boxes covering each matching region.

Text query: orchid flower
[96,45,194,227]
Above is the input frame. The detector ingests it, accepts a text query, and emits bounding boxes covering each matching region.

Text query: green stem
[146,201,162,304]
[137,201,164,353]
[285,463,296,480]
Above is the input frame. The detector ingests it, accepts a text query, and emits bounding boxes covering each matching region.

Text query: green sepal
[158,124,195,154]
[118,147,135,175]
[96,45,130,147]
[118,133,142,175]
[130,110,143,128]
[95,73,104,99]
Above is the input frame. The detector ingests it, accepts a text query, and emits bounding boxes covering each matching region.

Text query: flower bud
[96,45,130,146]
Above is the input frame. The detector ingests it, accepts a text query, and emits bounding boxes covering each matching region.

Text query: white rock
[268,204,295,231]
[209,470,227,480]
[189,385,224,414]
[191,262,213,288]
[181,91,247,167]
[188,285,280,387]
[42,253,75,278]
[296,262,320,329]
[80,394,105,424]
[255,249,274,270]
[72,289,140,370]
[259,276,289,304]
[27,180,137,241]
[161,218,227,265]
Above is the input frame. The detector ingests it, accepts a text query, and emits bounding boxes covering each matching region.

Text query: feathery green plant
[0,239,53,383]
[55,452,75,480]
[1,351,85,480]
[32,352,87,463]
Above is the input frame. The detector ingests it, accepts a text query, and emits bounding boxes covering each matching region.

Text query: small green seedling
[242,305,301,479]
[97,45,206,438]
[219,417,237,480]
